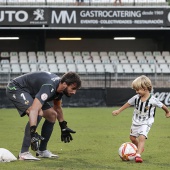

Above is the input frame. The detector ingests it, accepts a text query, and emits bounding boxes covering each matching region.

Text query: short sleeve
[151,97,163,108]
[128,95,138,106]
[35,84,55,105]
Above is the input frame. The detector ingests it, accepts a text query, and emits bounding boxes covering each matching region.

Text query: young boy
[112,75,170,163]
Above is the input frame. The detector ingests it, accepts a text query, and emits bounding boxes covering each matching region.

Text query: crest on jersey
[145,106,149,110]
[25,100,29,105]
[41,93,48,101]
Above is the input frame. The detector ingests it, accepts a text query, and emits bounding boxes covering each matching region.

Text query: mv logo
[51,10,76,24]
[33,9,44,21]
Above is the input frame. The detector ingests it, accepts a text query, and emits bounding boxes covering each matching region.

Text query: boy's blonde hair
[131,75,152,92]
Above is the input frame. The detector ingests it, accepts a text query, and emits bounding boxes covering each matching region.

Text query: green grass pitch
[0,107,170,170]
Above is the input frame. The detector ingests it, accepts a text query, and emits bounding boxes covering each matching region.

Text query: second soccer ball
[118,142,137,161]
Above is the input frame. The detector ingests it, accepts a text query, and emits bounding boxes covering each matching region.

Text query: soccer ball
[118,142,137,161]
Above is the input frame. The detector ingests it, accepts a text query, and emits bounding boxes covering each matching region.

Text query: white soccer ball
[118,142,137,161]
[0,148,17,162]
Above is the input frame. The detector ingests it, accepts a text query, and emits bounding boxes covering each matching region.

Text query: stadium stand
[1,51,170,74]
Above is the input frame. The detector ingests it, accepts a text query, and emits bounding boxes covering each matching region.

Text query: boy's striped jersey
[128,94,163,126]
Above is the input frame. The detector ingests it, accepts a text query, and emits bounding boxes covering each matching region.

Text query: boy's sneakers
[135,156,143,163]
[36,150,59,158]
[18,152,40,161]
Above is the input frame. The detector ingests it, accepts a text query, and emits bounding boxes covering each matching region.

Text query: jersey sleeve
[35,84,55,105]
[128,95,138,105]
[151,97,163,108]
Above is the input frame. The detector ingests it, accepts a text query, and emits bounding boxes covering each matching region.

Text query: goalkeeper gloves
[30,126,44,151]
[59,121,76,143]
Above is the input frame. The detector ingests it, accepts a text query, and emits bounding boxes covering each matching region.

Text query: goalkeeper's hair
[61,72,81,89]
[131,75,152,92]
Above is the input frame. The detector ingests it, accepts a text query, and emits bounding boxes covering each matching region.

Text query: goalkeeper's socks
[21,116,42,153]
[39,120,55,151]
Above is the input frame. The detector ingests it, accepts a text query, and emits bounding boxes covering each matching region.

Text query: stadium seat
[27,51,36,57]
[122,64,133,73]
[150,64,162,73]
[95,64,105,72]
[145,55,155,63]
[141,64,153,73]
[131,64,143,73]
[159,64,170,73]
[101,55,110,63]
[76,63,86,73]
[153,51,162,56]
[37,51,45,57]
[162,51,170,56]
[116,64,124,73]
[104,64,114,73]
[55,51,63,56]
[144,51,153,57]
[28,55,37,63]
[99,51,108,56]
[67,63,76,72]
[65,55,74,63]
[127,55,136,61]
[120,59,129,64]
[11,63,21,73]
[46,51,54,57]
[30,63,38,72]
[1,52,9,59]
[129,59,138,63]
[19,55,28,63]
[117,51,126,56]
[84,60,92,63]
[73,51,81,56]
[91,51,99,56]
[86,63,95,73]
[37,55,46,63]
[48,63,58,73]
[164,55,170,63]
[64,51,72,56]
[56,55,65,63]
[126,51,135,57]
[82,51,90,57]
[135,51,144,57]
[110,55,119,63]
[74,56,83,63]
[1,59,10,72]
[10,56,18,64]
[20,63,30,73]
[58,63,68,73]
[39,63,49,71]
[93,58,101,64]
[47,55,56,63]
[136,55,146,63]
[108,51,117,56]
[10,52,18,57]
[156,56,166,64]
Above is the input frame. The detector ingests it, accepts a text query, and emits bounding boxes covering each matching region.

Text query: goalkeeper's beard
[63,88,71,97]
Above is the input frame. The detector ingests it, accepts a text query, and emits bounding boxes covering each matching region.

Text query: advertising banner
[0,7,170,29]
[106,88,170,106]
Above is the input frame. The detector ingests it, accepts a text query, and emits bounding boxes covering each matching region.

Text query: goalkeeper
[6,71,81,161]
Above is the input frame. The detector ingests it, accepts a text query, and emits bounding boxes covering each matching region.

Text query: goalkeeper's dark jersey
[12,71,63,105]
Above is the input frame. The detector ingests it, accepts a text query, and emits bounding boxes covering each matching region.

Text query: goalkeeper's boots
[18,152,40,161]
[36,150,59,158]
[135,156,143,163]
